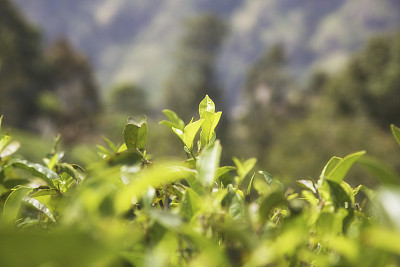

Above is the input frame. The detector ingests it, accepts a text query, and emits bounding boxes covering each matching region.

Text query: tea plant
[0,98,400,266]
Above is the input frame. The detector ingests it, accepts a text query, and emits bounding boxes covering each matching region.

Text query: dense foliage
[1,96,400,266]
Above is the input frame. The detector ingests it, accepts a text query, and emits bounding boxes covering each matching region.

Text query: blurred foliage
[107,83,148,115]
[0,0,100,144]
[326,33,400,128]
[1,97,400,266]
[0,0,46,128]
[39,39,100,144]
[235,34,400,186]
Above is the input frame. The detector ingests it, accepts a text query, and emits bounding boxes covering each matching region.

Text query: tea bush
[0,96,400,266]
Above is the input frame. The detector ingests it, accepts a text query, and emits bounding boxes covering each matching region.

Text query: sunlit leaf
[320,156,341,181]
[200,111,221,146]
[233,157,257,184]
[160,109,185,131]
[183,119,204,150]
[0,141,20,158]
[296,180,316,194]
[0,134,11,153]
[198,95,215,117]
[197,140,221,187]
[326,151,366,183]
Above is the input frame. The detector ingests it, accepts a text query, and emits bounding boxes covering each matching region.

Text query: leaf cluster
[0,102,400,266]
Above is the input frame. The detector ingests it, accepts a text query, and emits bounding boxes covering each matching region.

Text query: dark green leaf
[124,123,139,150]
[12,159,59,184]
[247,173,256,195]
[326,180,352,209]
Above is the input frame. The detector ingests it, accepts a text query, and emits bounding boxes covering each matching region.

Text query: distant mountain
[12,0,400,107]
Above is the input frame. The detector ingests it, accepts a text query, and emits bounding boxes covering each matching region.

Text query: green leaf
[124,123,139,150]
[102,136,117,152]
[29,188,59,198]
[320,156,341,181]
[23,197,56,222]
[215,166,236,180]
[1,186,32,226]
[160,109,185,131]
[326,151,366,183]
[55,163,83,181]
[171,127,185,143]
[197,140,222,187]
[180,188,202,221]
[229,189,245,220]
[12,159,59,184]
[200,111,222,146]
[326,180,352,209]
[391,124,400,146]
[137,123,147,150]
[247,173,256,195]
[124,121,147,151]
[0,115,2,131]
[183,119,204,150]
[233,157,257,184]
[0,134,11,153]
[199,95,215,117]
[0,141,20,158]
[296,180,316,194]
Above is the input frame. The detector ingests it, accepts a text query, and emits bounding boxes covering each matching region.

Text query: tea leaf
[198,140,221,187]
[1,186,32,226]
[199,95,215,117]
[326,151,366,183]
[184,119,204,150]
[200,111,221,146]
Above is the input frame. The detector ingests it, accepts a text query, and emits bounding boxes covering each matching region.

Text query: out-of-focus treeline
[1,0,400,186]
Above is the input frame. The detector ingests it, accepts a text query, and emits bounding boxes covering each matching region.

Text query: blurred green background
[1,0,400,187]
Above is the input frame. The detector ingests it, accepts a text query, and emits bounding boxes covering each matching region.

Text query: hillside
[12,0,400,106]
